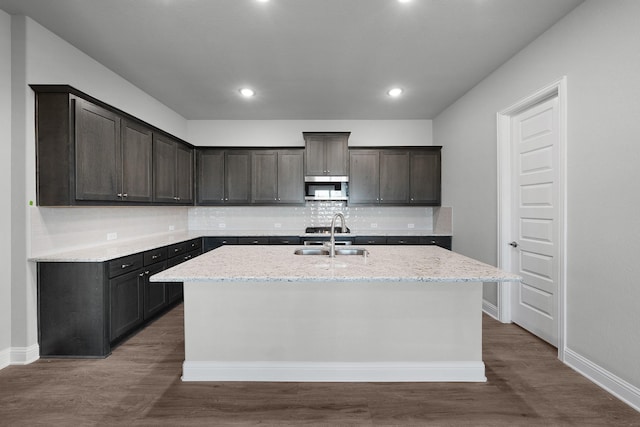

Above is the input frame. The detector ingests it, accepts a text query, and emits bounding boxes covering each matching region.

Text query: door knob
[509,241,519,248]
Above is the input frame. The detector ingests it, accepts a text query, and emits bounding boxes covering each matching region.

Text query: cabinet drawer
[354,236,387,245]
[204,237,238,252]
[186,238,202,252]
[386,236,420,245]
[268,236,301,245]
[143,247,167,265]
[167,249,201,268]
[167,242,188,258]
[108,253,144,278]
[420,236,452,250]
[238,237,269,245]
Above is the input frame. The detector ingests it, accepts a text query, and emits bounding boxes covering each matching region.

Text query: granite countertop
[150,245,520,283]
[29,230,452,262]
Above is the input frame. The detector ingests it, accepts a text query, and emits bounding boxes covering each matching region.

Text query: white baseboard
[182,361,486,383]
[482,299,499,320]
[564,348,640,412]
[0,347,10,370]
[10,344,40,365]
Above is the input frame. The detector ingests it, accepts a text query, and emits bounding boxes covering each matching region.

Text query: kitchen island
[151,245,519,382]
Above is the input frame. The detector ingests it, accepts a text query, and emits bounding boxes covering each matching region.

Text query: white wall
[188,120,432,147]
[0,9,12,369]
[7,15,190,363]
[435,0,640,392]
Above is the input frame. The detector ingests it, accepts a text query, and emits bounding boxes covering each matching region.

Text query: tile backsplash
[189,202,441,233]
[30,204,451,257]
[31,206,189,256]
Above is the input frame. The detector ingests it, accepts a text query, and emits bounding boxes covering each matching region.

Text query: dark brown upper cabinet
[303,132,349,176]
[197,148,303,206]
[196,149,251,205]
[121,119,153,202]
[32,85,193,206]
[152,134,194,205]
[349,147,441,206]
[225,151,252,204]
[196,149,225,204]
[74,99,122,202]
[252,150,304,204]
[409,149,441,205]
[349,150,380,204]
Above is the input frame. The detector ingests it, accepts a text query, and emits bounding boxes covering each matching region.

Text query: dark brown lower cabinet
[37,238,202,358]
[143,261,168,320]
[109,269,145,343]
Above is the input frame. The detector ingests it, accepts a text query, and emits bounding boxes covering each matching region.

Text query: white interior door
[510,96,559,347]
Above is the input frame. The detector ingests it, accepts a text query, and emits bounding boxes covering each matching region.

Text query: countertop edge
[30,230,453,262]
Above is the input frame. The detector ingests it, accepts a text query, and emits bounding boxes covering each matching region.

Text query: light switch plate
[107,232,118,241]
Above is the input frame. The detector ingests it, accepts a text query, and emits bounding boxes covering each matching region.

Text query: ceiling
[0,0,584,120]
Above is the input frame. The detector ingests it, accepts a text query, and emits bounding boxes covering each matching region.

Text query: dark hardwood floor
[1,304,638,426]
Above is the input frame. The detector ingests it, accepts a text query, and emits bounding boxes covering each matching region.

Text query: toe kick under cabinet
[37,238,202,358]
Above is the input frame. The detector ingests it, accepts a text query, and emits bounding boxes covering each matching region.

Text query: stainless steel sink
[294,248,330,256]
[294,247,368,256]
[335,248,368,256]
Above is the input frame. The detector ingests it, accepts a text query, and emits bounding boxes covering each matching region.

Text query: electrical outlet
[107,232,118,241]
[274,223,282,228]
[408,223,415,229]
[370,223,378,228]
[218,223,226,229]
[169,225,175,231]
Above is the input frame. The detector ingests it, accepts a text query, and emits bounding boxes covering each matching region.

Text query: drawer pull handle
[121,263,133,269]
[152,254,160,259]
[184,255,192,260]
[174,248,181,253]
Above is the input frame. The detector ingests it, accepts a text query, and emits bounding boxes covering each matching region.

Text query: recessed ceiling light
[256,0,269,2]
[239,88,255,98]
[387,87,403,97]
[397,0,412,3]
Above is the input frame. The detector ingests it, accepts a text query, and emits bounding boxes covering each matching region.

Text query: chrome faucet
[329,212,346,258]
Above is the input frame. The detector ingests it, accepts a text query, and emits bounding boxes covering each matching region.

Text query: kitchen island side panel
[38,262,109,357]
[182,281,484,382]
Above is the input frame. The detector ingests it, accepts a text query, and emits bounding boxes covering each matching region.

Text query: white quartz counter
[151,245,519,283]
[29,230,452,262]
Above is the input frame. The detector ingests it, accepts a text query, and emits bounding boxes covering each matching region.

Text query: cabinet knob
[117,193,122,198]
[139,272,145,277]
[122,193,128,198]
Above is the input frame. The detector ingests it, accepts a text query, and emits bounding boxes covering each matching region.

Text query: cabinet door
[121,119,153,202]
[277,150,304,204]
[75,99,121,201]
[225,151,251,204]
[153,134,176,203]
[143,261,167,320]
[380,151,410,204]
[252,151,278,203]
[349,150,380,204]
[304,136,326,176]
[410,150,441,205]
[197,149,225,204]
[109,269,144,342]
[176,143,194,204]
[324,135,348,175]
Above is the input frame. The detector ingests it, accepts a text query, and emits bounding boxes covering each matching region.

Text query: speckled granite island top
[150,245,520,283]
